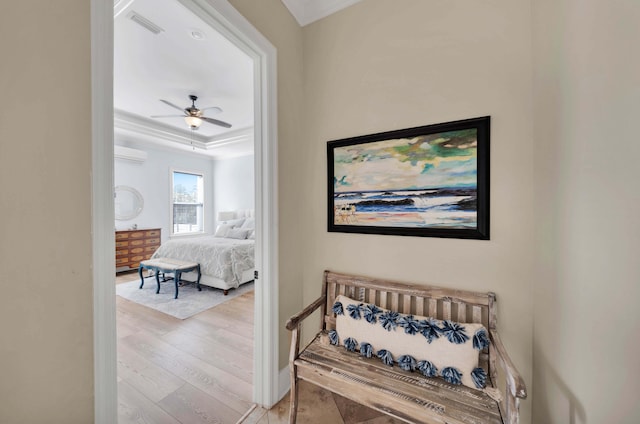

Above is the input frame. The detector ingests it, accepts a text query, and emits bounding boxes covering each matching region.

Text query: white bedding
[151,236,254,289]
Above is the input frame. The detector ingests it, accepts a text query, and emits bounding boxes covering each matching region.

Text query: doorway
[91,0,279,422]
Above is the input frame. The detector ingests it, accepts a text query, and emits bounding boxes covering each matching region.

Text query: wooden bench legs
[138,262,201,299]
[289,326,300,424]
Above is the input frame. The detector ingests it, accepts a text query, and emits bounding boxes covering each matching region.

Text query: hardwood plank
[118,380,182,424]
[116,270,256,424]
[177,321,254,358]
[193,309,254,337]
[118,341,185,403]
[117,296,182,337]
[161,329,253,384]
[158,382,244,424]
[120,331,253,414]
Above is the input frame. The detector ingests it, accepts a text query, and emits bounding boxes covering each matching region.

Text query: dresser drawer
[130,255,145,263]
[145,238,160,246]
[115,229,161,272]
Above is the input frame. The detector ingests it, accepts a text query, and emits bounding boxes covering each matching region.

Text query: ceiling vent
[128,11,164,35]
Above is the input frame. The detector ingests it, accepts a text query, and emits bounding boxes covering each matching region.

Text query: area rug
[116,279,254,319]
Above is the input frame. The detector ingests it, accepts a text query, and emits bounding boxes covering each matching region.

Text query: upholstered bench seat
[139,258,201,299]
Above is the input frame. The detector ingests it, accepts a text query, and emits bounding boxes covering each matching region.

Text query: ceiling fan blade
[150,114,185,118]
[159,99,187,114]
[201,106,222,115]
[201,116,232,128]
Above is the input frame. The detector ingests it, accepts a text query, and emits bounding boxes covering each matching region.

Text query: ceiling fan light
[184,116,203,129]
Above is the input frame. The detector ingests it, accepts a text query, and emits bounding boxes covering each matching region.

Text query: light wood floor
[116,271,255,424]
[116,271,403,424]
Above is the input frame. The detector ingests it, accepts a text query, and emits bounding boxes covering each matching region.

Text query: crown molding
[114,109,254,157]
[114,109,209,148]
[281,0,362,26]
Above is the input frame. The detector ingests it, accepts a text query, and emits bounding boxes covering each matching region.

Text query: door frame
[91,0,279,421]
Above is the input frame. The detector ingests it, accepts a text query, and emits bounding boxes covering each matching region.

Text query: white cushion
[332,295,489,389]
[241,218,255,230]
[214,224,234,237]
[223,218,245,228]
[226,228,250,239]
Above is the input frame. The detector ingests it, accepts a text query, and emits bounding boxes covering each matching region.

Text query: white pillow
[241,218,255,230]
[226,228,250,239]
[214,224,233,237]
[247,230,255,240]
[223,218,245,228]
[331,295,489,390]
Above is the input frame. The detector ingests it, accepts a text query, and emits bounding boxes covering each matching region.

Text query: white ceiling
[113,0,359,158]
[281,0,362,26]
[114,0,254,158]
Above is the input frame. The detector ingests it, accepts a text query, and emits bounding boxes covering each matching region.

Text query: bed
[151,213,255,294]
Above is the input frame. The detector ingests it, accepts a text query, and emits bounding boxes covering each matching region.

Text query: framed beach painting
[327,116,490,239]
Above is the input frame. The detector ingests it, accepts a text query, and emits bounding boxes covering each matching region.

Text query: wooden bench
[286,271,527,424]
[139,258,201,299]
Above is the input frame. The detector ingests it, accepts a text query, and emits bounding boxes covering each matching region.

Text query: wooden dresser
[115,228,161,272]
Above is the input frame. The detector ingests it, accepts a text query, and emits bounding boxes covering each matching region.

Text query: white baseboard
[278,365,291,402]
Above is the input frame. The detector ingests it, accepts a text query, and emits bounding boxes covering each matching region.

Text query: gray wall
[212,154,255,225]
[532,0,640,422]
[114,142,215,241]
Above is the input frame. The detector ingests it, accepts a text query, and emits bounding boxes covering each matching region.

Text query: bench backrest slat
[323,270,496,332]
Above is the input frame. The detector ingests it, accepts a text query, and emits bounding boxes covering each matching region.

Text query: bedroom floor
[116,271,402,424]
[116,270,254,424]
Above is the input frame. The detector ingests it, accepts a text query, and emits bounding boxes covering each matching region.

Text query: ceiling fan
[151,95,232,130]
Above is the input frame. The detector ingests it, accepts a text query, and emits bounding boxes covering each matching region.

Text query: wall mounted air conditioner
[114,145,148,163]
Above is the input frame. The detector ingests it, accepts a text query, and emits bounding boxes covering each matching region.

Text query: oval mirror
[114,186,144,220]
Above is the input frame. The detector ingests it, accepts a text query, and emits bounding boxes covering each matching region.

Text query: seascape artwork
[328,117,489,239]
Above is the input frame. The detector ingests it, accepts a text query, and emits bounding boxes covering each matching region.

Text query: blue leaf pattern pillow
[332,294,490,390]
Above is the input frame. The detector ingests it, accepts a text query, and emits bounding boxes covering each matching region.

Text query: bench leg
[155,269,161,294]
[196,265,202,291]
[289,371,299,424]
[138,265,144,289]
[174,271,181,299]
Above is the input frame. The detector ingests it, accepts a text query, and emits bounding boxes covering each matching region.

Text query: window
[171,170,204,235]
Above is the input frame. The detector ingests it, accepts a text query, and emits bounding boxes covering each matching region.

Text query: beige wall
[0,1,94,423]
[301,1,534,422]
[532,0,640,422]
[228,0,305,368]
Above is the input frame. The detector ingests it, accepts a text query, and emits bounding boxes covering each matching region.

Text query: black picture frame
[327,116,490,240]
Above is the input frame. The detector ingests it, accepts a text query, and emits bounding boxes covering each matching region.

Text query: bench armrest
[286,295,326,331]
[489,329,527,399]
[489,329,526,424]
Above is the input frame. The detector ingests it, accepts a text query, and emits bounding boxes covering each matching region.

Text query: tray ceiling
[114,0,254,158]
